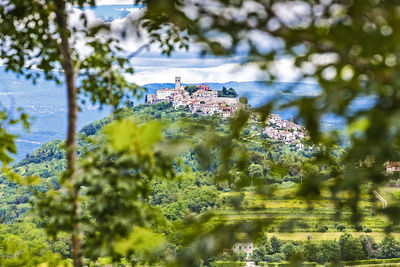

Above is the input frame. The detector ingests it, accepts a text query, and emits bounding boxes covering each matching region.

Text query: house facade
[232,241,254,260]
[386,162,400,173]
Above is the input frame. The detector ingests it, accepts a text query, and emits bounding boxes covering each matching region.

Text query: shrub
[336,224,346,231]
[379,236,400,259]
[302,241,318,262]
[270,236,282,253]
[344,258,400,266]
[279,219,296,233]
[316,225,328,233]
[234,252,246,262]
[339,233,365,261]
[359,235,377,259]
[355,225,363,232]
[296,221,310,230]
[317,240,341,264]
[281,243,297,259]
[210,261,246,267]
[272,253,285,262]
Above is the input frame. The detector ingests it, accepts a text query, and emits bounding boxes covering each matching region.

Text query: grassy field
[264,232,400,242]
[216,185,400,239]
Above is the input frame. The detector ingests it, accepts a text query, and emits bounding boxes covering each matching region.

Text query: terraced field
[215,185,400,238]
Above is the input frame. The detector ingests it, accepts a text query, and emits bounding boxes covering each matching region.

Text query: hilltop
[2,68,344,161]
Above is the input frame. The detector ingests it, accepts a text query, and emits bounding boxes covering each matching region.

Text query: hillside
[1,102,399,265]
[1,102,310,221]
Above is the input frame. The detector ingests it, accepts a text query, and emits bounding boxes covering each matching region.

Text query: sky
[0,2,308,86]
[96,0,135,5]
[72,3,304,85]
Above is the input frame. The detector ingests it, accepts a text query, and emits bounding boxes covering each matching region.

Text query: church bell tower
[175,77,181,90]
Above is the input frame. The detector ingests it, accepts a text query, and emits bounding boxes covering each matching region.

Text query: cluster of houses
[146,77,240,117]
[263,114,307,146]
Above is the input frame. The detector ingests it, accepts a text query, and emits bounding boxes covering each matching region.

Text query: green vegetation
[184,85,200,95]
[0,103,399,266]
[1,0,400,266]
[245,233,400,265]
[218,87,238,98]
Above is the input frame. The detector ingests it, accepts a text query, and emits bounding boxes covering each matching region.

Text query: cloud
[127,61,300,85]
[95,0,135,6]
[68,4,303,85]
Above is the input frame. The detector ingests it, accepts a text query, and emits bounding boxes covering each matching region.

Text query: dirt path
[372,190,387,209]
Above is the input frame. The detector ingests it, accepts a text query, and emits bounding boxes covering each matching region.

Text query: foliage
[339,233,365,261]
[0,221,71,266]
[270,236,282,254]
[379,235,400,259]
[218,87,238,98]
[0,107,29,168]
[359,235,377,259]
[281,242,297,260]
[210,261,245,267]
[16,140,64,167]
[2,0,400,265]
[184,85,199,95]
[344,258,400,266]
[316,240,341,264]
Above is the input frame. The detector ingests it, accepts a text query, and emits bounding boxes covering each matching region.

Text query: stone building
[232,240,254,260]
[386,161,400,173]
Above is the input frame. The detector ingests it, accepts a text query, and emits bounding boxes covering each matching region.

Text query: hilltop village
[263,114,307,145]
[146,77,308,146]
[146,77,241,117]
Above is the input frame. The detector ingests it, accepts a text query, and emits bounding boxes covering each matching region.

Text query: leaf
[113,227,167,257]
[347,117,370,136]
[104,119,163,155]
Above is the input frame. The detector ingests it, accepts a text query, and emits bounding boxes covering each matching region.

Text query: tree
[184,85,199,95]
[281,242,296,260]
[339,233,365,261]
[0,1,182,266]
[316,240,341,264]
[359,235,377,259]
[302,241,318,262]
[270,236,282,254]
[256,235,272,255]
[251,248,266,264]
[239,96,248,105]
[379,236,400,259]
[218,87,238,98]
[249,164,263,179]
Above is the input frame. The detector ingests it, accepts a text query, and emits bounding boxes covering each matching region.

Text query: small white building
[232,241,254,260]
[386,162,400,173]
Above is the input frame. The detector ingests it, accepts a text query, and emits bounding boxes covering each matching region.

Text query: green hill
[1,102,399,265]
